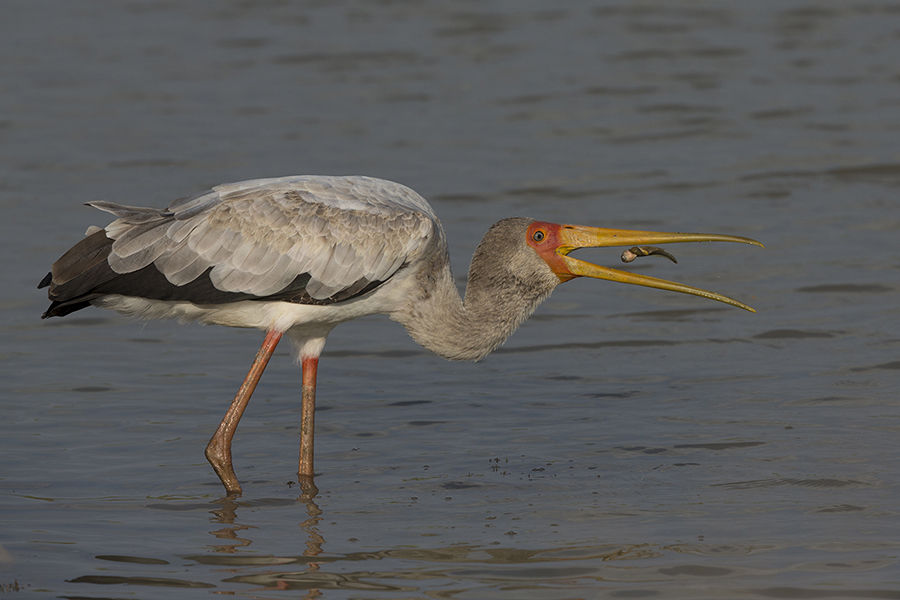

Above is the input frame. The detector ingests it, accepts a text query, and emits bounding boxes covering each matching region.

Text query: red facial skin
[525,221,577,282]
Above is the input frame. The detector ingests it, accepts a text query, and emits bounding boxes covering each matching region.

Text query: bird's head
[525,220,764,312]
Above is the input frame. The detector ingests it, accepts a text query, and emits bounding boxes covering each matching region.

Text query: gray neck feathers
[393,218,561,362]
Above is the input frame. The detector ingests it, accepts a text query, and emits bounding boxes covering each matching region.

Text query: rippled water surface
[3,1,899,598]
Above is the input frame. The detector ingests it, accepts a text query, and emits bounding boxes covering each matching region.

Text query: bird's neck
[393,241,558,362]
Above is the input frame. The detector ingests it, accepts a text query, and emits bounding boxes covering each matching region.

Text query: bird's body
[41,175,762,495]
[42,176,555,362]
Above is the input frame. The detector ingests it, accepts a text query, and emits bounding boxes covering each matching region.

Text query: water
[2,1,899,597]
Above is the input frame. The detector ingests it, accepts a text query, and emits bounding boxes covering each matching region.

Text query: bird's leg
[298,354,318,484]
[206,329,283,496]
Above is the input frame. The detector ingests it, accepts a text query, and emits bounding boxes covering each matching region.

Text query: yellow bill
[530,222,764,312]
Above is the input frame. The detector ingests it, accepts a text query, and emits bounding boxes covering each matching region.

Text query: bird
[40,175,762,495]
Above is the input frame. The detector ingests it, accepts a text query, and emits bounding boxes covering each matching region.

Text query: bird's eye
[532,230,545,242]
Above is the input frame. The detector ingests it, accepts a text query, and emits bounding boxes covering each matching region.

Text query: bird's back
[41,176,440,320]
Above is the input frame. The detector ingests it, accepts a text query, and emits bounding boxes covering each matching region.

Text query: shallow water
[2,1,899,598]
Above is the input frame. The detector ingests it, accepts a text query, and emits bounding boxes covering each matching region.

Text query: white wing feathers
[90,176,437,300]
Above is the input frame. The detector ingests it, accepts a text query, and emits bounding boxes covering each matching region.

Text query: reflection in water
[205,486,327,597]
[224,570,408,593]
[75,490,900,597]
[67,574,217,588]
[194,495,754,594]
[193,504,683,595]
[208,496,255,554]
[297,491,324,559]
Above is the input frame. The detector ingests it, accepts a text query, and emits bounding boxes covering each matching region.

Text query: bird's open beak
[547,223,764,312]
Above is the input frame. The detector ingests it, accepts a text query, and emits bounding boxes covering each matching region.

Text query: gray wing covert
[98,176,436,302]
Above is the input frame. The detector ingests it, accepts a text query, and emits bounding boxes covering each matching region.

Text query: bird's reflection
[208,496,255,553]
[297,480,324,560]
[206,479,326,597]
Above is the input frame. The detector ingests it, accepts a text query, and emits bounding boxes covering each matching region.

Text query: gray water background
[2,1,899,597]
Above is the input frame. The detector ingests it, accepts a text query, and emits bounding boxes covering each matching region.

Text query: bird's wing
[96,176,438,301]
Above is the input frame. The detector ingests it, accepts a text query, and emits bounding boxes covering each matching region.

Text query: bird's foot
[206,439,243,496]
[296,474,318,501]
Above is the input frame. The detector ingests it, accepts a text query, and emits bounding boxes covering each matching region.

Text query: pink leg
[298,355,318,480]
[206,330,282,495]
